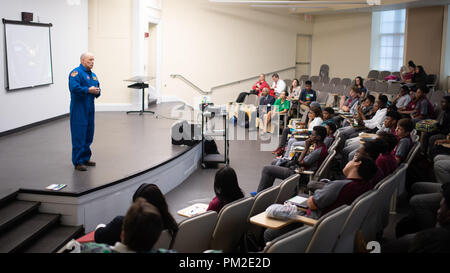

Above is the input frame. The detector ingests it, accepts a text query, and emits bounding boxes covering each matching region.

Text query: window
[370,9,406,72]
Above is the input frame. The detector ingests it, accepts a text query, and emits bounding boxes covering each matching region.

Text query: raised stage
[0,102,201,231]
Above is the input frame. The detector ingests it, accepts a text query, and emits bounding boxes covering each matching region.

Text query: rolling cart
[201,103,229,168]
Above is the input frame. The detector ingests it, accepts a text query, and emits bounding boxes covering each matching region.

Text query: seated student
[298,80,317,108]
[395,154,450,239]
[281,107,323,158]
[340,87,361,113]
[272,106,323,157]
[398,90,417,117]
[434,154,450,185]
[324,123,337,148]
[377,110,401,135]
[310,138,384,192]
[287,79,302,117]
[264,155,378,243]
[322,107,335,126]
[334,87,362,126]
[411,65,428,90]
[394,118,415,164]
[342,95,375,127]
[288,79,302,99]
[303,106,324,130]
[263,90,290,133]
[401,61,416,83]
[354,76,367,95]
[411,86,435,123]
[376,132,399,177]
[337,95,388,153]
[360,95,375,117]
[430,136,450,159]
[356,95,388,131]
[271,73,286,98]
[235,73,270,103]
[352,139,385,187]
[254,126,328,194]
[259,87,275,109]
[80,198,174,253]
[308,156,377,216]
[252,73,271,96]
[342,111,400,170]
[391,85,412,111]
[207,166,244,213]
[94,183,178,247]
[422,96,450,155]
[341,105,394,163]
[383,183,450,253]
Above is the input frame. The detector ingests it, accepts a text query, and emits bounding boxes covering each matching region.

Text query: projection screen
[3,19,53,91]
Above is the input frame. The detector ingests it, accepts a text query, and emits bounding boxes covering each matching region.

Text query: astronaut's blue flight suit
[68,64,100,166]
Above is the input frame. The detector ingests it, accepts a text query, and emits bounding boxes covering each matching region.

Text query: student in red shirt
[207,167,244,213]
[252,74,270,96]
[376,132,399,177]
[235,73,270,102]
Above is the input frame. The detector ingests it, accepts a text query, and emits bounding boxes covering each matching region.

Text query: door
[296,34,312,79]
[146,23,158,101]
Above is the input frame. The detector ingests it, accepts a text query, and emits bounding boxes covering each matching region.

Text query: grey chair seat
[263,226,314,253]
[171,210,218,253]
[306,205,352,253]
[210,197,254,252]
[333,190,378,253]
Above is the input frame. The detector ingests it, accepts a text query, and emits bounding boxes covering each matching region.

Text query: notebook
[285,194,309,209]
[177,203,209,217]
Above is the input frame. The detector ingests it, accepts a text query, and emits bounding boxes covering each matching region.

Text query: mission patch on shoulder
[71,71,78,77]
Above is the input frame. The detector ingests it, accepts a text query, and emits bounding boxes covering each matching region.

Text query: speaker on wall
[21,12,33,22]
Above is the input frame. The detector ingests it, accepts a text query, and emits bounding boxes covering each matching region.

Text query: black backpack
[204,139,219,155]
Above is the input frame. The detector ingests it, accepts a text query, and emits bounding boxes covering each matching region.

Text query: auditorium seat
[367,70,380,80]
[247,185,281,245]
[375,81,388,94]
[333,190,378,253]
[341,78,352,87]
[210,197,254,252]
[360,168,400,242]
[379,71,391,81]
[171,211,218,253]
[330,77,341,86]
[305,205,352,253]
[153,229,172,250]
[274,174,300,204]
[263,226,314,253]
[365,80,376,93]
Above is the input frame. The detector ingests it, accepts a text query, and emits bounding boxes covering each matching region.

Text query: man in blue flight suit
[68,52,101,171]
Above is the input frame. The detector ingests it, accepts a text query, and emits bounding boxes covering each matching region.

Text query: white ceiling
[209,0,450,15]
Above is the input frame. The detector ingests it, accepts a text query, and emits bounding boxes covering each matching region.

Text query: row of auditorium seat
[367,70,401,81]
[158,131,420,253]
[149,174,303,253]
[265,130,421,253]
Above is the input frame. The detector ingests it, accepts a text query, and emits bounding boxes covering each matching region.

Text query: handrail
[170,66,296,95]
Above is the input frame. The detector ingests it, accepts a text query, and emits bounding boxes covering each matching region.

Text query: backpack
[204,139,219,155]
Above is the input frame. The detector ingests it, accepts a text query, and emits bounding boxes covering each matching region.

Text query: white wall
[88,0,134,109]
[310,12,372,79]
[160,0,312,106]
[0,0,88,133]
[90,0,312,108]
